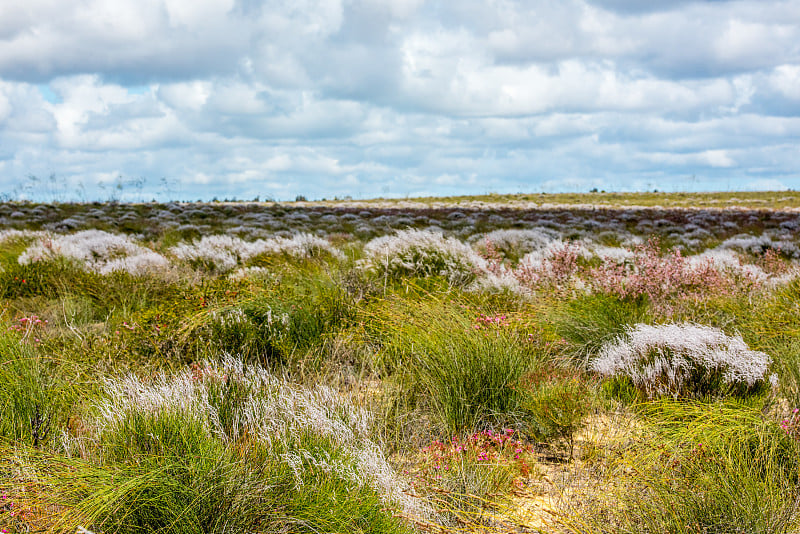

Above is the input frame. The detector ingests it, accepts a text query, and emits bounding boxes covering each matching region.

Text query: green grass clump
[556,293,651,368]
[369,296,538,434]
[569,401,800,533]
[0,331,80,448]
[9,363,417,534]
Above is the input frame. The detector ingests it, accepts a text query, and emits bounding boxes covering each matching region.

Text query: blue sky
[0,0,799,201]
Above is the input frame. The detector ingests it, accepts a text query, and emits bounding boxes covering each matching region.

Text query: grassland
[1,192,800,533]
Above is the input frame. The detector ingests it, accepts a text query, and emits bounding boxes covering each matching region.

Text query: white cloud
[769,65,800,100]
[0,0,798,200]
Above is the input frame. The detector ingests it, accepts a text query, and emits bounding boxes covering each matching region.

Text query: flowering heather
[515,240,583,287]
[361,229,487,286]
[17,230,169,275]
[7,314,48,345]
[411,429,535,493]
[591,323,774,399]
[588,239,733,301]
[780,408,800,440]
[473,313,511,330]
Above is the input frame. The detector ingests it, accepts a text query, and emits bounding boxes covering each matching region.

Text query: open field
[2,192,800,533]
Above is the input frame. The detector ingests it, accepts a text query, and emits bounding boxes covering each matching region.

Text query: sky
[0,0,799,202]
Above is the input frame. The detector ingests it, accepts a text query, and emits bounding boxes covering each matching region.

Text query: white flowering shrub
[169,235,253,273]
[471,228,558,263]
[18,230,169,276]
[170,233,342,273]
[248,232,345,262]
[95,358,431,520]
[687,249,767,283]
[361,229,487,286]
[592,245,636,264]
[591,323,774,399]
[719,233,800,258]
[0,229,48,245]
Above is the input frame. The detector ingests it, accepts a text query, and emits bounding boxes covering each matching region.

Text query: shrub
[591,323,774,400]
[361,229,487,287]
[170,233,342,274]
[18,230,169,275]
[518,369,596,458]
[515,240,584,288]
[588,238,747,305]
[412,429,536,517]
[471,229,558,264]
[46,358,428,533]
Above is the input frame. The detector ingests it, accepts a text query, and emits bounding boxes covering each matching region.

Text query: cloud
[0,0,798,201]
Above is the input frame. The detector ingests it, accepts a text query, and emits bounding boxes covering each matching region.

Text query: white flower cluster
[719,233,800,258]
[591,323,773,399]
[687,249,767,281]
[169,233,342,273]
[362,229,487,286]
[17,229,169,275]
[0,229,48,245]
[471,228,558,260]
[95,357,431,520]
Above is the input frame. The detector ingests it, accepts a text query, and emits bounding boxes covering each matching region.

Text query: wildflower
[592,323,772,399]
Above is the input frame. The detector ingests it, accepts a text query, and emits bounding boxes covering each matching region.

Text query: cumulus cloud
[0,0,798,200]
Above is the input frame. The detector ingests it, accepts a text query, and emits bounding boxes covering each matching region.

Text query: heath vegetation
[2,192,800,533]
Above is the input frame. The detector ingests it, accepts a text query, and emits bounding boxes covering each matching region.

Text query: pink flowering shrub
[7,315,48,345]
[589,238,732,302]
[473,312,510,330]
[780,408,800,440]
[515,241,582,288]
[410,429,536,499]
[0,490,34,533]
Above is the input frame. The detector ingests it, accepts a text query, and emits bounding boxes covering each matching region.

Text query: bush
[412,429,536,518]
[18,229,169,275]
[591,323,774,400]
[361,229,487,287]
[39,359,426,533]
[518,369,596,458]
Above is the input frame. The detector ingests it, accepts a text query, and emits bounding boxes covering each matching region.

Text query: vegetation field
[2,192,800,533]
